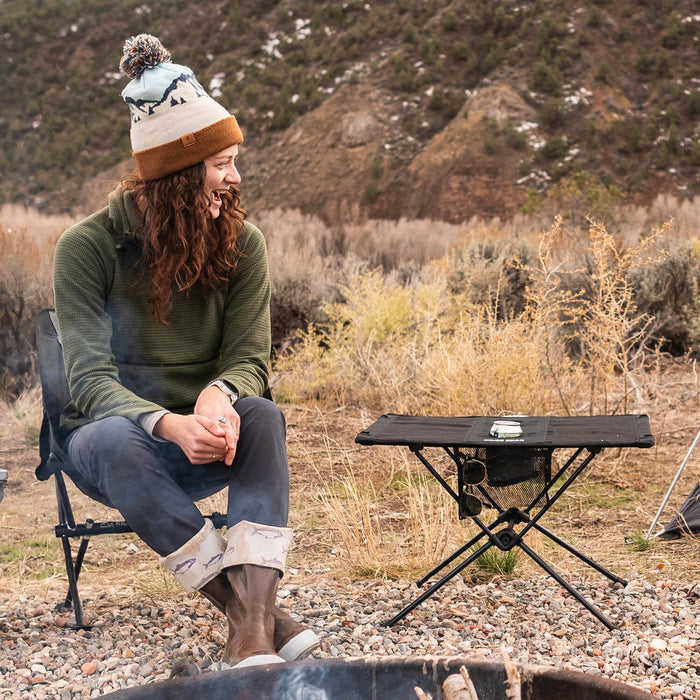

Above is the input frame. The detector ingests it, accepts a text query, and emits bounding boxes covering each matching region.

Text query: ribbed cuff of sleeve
[138,410,170,441]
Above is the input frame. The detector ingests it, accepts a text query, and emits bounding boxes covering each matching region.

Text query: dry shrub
[276,217,670,418]
[259,209,553,350]
[440,235,536,319]
[0,225,55,398]
[533,171,625,234]
[258,207,466,271]
[258,209,363,348]
[617,194,700,247]
[336,217,465,271]
[258,208,468,348]
[273,269,445,410]
[418,308,565,415]
[517,205,700,361]
[0,205,67,398]
[628,247,700,356]
[274,262,560,414]
[521,216,667,415]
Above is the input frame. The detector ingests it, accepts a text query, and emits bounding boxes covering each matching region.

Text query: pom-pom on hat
[120,34,243,181]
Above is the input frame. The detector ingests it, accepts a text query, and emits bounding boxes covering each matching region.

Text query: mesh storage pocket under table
[462,446,552,512]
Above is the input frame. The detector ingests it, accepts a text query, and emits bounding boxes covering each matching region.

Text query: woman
[52,34,318,670]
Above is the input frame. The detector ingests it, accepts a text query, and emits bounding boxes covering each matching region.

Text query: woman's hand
[153,386,240,465]
[194,384,241,464]
[154,413,232,464]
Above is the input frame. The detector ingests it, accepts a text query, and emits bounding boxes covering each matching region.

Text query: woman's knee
[235,397,287,464]
[238,395,286,433]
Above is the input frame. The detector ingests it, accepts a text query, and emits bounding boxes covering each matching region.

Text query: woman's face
[203,145,241,218]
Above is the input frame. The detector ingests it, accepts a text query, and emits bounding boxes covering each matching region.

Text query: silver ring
[211,453,217,460]
[217,416,228,424]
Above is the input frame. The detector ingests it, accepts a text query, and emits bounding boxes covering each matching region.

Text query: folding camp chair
[35,308,226,629]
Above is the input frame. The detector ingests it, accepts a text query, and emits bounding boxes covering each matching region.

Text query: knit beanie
[119,34,243,180]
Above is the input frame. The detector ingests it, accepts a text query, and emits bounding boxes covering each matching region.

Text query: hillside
[1,0,699,223]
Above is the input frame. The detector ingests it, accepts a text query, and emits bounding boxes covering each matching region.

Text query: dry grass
[1,201,699,606]
[309,439,464,580]
[0,204,76,245]
[257,207,469,272]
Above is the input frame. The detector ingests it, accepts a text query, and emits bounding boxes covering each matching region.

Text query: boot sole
[277,629,321,661]
[221,654,286,670]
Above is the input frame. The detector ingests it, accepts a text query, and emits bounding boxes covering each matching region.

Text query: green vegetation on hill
[1,0,699,215]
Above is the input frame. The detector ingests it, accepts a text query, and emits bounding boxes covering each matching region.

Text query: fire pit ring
[103,656,651,699]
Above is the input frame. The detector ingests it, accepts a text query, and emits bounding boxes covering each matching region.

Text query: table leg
[531,522,627,585]
[416,529,488,586]
[517,540,618,630]
[416,506,518,585]
[385,540,494,626]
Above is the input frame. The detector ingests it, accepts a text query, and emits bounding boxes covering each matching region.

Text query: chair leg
[57,535,92,630]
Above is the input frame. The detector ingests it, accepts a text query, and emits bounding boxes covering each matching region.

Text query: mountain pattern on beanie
[118,33,243,179]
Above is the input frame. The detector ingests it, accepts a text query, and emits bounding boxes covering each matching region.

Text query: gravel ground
[1,571,698,699]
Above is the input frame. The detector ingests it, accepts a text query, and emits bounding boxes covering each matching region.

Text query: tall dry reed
[298,428,469,579]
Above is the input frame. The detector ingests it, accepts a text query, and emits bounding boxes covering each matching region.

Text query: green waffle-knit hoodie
[53,188,271,434]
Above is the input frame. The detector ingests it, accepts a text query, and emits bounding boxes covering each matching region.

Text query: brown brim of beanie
[133,116,244,181]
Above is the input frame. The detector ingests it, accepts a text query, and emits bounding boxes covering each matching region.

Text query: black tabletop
[355,414,654,449]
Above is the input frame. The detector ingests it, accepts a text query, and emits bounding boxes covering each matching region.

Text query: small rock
[649,638,667,652]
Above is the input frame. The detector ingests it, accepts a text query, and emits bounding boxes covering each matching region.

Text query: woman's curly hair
[121,163,246,323]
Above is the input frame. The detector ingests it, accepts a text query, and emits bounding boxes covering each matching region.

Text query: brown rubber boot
[199,573,231,613]
[273,606,320,661]
[222,564,284,668]
[200,573,320,660]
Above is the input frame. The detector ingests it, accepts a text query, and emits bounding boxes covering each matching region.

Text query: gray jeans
[65,396,289,557]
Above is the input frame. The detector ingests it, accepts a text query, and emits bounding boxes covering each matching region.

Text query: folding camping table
[355,414,654,630]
